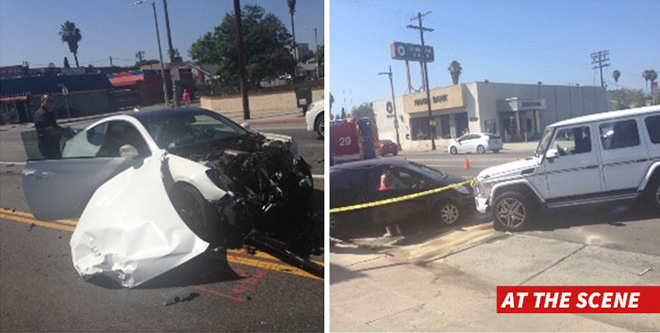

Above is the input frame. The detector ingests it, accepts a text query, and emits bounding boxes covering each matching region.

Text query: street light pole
[135,0,169,108]
[378,66,402,151]
[313,28,319,78]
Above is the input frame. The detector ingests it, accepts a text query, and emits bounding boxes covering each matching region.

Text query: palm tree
[643,70,652,92]
[612,70,620,85]
[650,70,658,87]
[448,60,462,85]
[59,21,82,68]
[286,0,297,60]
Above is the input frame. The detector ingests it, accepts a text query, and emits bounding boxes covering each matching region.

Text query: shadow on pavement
[86,249,243,289]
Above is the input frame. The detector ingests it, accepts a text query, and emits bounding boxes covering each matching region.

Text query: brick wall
[200,89,323,113]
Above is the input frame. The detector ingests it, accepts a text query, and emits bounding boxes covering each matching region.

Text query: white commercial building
[372,82,609,150]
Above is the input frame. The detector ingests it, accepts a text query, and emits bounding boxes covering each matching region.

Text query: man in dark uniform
[33,94,71,159]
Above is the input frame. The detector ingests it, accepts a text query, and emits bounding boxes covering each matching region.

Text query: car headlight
[474,180,492,198]
[453,184,472,195]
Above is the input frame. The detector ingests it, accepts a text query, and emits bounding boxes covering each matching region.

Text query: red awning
[0,96,28,103]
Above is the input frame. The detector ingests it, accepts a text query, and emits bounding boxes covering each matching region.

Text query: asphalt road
[0,121,324,332]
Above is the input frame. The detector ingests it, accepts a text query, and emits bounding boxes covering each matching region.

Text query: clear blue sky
[0,0,324,68]
[330,0,659,116]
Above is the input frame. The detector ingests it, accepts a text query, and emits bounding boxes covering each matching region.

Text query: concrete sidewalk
[0,103,305,132]
[330,228,660,332]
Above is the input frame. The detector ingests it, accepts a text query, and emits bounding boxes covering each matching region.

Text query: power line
[591,50,610,88]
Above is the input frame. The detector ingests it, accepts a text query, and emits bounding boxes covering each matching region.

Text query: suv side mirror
[545,148,559,161]
[119,144,140,159]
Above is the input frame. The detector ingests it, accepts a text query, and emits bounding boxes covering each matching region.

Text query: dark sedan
[379,139,398,156]
[330,159,473,234]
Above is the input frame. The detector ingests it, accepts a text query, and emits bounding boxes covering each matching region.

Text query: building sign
[390,42,434,62]
[505,97,546,111]
[403,85,465,114]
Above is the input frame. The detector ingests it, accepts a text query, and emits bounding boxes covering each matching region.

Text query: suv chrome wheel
[493,191,534,231]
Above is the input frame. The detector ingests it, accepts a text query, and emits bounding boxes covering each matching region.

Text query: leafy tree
[189,5,296,90]
[612,70,620,84]
[59,21,82,68]
[351,103,374,119]
[287,0,297,59]
[316,44,324,77]
[448,60,462,85]
[64,57,70,68]
[329,92,334,112]
[610,88,646,110]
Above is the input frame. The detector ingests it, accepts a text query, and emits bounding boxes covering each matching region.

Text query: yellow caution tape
[329,178,477,214]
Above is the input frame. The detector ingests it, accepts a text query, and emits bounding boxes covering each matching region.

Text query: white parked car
[474,105,660,231]
[305,99,324,138]
[21,107,320,287]
[448,132,503,154]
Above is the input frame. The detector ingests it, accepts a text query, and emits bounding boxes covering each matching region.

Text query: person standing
[33,94,71,159]
[379,171,403,238]
[182,89,191,107]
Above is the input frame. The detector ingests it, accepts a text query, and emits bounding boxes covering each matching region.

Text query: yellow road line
[0,213,75,232]
[0,209,322,279]
[0,209,77,226]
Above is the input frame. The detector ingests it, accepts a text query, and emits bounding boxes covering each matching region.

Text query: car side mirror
[119,144,140,159]
[545,148,559,161]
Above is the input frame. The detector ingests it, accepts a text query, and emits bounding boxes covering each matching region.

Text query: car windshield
[137,111,250,150]
[535,127,555,157]
[407,161,446,180]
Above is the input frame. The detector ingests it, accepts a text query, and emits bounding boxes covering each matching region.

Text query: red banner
[497,286,660,313]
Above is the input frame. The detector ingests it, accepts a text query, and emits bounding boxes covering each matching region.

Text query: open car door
[22,121,142,221]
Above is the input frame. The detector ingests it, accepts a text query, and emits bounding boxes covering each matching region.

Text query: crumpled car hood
[70,153,209,288]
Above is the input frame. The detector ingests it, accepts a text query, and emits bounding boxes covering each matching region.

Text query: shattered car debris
[22,107,322,287]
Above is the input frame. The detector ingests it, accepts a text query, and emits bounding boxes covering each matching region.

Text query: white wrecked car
[22,107,319,287]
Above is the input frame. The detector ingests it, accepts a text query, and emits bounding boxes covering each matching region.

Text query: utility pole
[591,50,610,88]
[234,0,250,119]
[379,65,402,151]
[162,0,180,106]
[407,11,436,150]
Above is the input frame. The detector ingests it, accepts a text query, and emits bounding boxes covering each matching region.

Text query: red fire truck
[329,117,379,165]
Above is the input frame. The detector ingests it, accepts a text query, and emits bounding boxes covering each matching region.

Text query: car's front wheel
[450,146,458,155]
[434,200,461,225]
[315,113,324,138]
[171,183,220,246]
[492,191,535,231]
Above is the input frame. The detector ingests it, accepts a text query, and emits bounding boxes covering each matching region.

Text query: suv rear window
[645,115,660,144]
[599,119,640,150]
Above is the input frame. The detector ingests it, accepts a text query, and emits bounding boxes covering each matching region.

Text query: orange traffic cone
[465,156,471,170]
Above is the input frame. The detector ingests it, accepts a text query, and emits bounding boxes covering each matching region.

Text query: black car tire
[493,149,501,153]
[393,150,398,156]
[450,146,458,155]
[477,145,486,154]
[492,191,535,231]
[171,182,220,246]
[434,200,461,225]
[315,113,324,139]
[644,176,660,211]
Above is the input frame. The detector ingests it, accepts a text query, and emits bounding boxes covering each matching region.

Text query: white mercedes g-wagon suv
[474,105,660,231]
